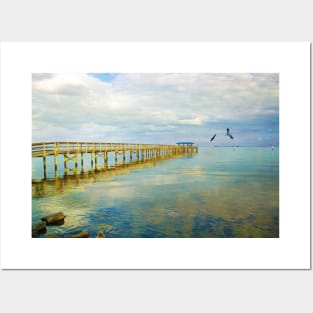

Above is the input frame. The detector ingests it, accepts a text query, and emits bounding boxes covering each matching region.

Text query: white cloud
[32,73,279,145]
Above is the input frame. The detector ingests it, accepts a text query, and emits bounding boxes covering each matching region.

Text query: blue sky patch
[88,73,118,82]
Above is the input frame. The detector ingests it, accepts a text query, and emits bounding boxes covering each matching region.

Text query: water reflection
[32,147,279,238]
[32,155,188,198]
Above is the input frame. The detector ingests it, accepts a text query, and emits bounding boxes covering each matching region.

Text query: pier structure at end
[176,142,198,153]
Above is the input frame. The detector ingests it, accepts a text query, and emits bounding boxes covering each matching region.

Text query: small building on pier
[176,142,198,153]
[176,141,195,146]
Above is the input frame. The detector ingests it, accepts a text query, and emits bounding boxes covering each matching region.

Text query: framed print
[0,42,310,269]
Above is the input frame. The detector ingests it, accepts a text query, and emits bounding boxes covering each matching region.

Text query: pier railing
[32,142,197,157]
[32,141,198,179]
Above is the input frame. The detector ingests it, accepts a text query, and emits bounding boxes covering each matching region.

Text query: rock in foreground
[41,212,65,225]
[96,231,106,238]
[32,221,47,237]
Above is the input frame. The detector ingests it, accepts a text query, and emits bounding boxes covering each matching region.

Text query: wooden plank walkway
[32,142,198,179]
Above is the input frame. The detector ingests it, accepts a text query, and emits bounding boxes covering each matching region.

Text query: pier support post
[75,153,78,170]
[42,143,47,179]
[43,156,47,179]
[81,153,84,171]
[54,155,58,178]
[105,151,108,168]
[115,151,118,164]
[91,144,95,170]
[64,155,67,173]
[91,153,94,170]
[53,142,58,178]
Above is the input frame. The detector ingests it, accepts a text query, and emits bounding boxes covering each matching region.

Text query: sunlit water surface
[32,147,279,238]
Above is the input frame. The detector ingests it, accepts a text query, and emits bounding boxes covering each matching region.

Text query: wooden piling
[115,150,118,164]
[81,153,84,171]
[91,153,94,169]
[95,153,98,169]
[43,156,47,178]
[105,151,108,167]
[64,154,67,172]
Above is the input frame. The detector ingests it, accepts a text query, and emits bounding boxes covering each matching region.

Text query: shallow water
[32,147,279,238]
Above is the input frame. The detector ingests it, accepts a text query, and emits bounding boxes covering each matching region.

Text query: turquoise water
[32,147,279,238]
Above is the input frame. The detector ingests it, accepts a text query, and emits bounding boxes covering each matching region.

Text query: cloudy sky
[32,73,279,146]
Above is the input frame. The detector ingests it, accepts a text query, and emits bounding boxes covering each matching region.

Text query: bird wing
[226,128,233,139]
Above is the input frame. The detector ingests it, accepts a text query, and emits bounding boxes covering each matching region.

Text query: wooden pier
[32,142,198,179]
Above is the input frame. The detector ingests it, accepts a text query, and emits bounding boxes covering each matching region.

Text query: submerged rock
[67,231,89,238]
[41,212,65,225]
[32,221,47,237]
[51,219,65,226]
[96,231,106,238]
[46,233,60,238]
[97,223,113,233]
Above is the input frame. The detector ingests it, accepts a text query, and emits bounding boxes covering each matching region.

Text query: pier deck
[32,142,198,179]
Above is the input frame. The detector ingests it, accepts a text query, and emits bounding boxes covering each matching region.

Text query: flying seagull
[210,134,216,142]
[226,128,234,139]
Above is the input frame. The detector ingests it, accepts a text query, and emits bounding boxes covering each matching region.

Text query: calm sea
[32,147,279,238]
